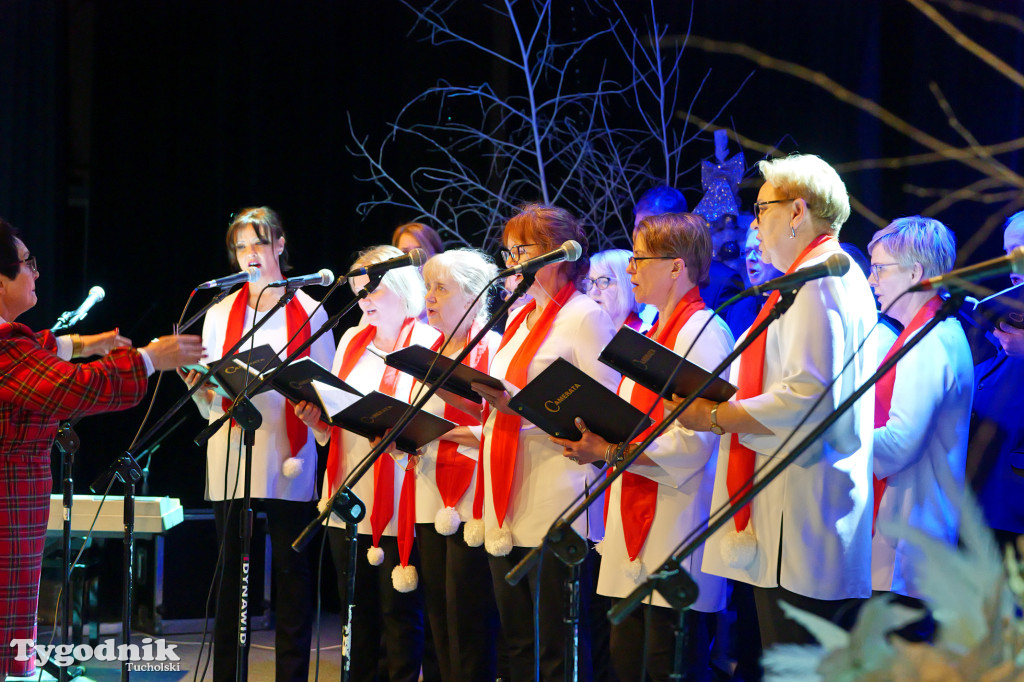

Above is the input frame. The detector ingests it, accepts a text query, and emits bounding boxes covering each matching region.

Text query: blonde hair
[757,154,851,235]
[351,245,425,318]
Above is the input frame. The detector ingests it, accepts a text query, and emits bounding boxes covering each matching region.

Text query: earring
[790,226,797,239]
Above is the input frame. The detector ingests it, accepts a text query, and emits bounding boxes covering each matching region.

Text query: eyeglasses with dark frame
[499,243,539,263]
[580,276,615,293]
[628,255,676,269]
[753,198,795,220]
[9,256,37,274]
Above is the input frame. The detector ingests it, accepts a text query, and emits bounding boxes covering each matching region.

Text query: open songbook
[965,281,1024,333]
[598,327,737,403]
[506,358,652,443]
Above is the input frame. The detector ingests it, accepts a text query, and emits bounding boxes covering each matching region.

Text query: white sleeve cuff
[137,349,156,376]
[55,335,73,361]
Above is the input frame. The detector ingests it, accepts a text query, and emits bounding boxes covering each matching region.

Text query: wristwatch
[709,402,725,436]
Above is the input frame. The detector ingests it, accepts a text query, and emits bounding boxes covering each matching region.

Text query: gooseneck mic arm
[608,292,965,623]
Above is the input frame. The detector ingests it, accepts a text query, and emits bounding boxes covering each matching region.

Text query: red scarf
[615,287,705,561]
[624,311,643,331]
[488,282,577,528]
[871,295,943,533]
[435,323,491,511]
[726,234,835,532]
[324,318,442,570]
[221,284,311,458]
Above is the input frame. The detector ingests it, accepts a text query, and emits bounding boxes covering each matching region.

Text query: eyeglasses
[580,276,615,293]
[753,198,795,220]
[628,255,676,269]
[9,256,37,274]
[499,243,539,263]
[869,262,901,277]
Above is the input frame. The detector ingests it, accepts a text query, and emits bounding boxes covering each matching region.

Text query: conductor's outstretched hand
[143,335,205,371]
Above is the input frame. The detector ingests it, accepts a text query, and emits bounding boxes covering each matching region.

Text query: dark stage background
[2,0,1023,512]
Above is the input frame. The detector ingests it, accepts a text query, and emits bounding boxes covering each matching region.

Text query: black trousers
[752,585,864,648]
[416,523,500,682]
[609,602,715,682]
[488,546,594,682]
[328,529,424,682]
[212,498,317,682]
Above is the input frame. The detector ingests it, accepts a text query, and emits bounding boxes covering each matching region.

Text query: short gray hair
[868,216,956,279]
[422,248,498,325]
[351,244,425,318]
[757,154,851,235]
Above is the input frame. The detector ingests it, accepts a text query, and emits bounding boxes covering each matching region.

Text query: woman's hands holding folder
[471,381,518,416]
[293,400,330,443]
[550,417,611,466]
[176,368,215,419]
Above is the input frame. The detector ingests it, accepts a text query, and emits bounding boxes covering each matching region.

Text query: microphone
[742,252,850,298]
[345,249,426,280]
[908,246,1024,293]
[196,266,261,290]
[268,269,336,289]
[497,240,583,278]
[65,286,105,327]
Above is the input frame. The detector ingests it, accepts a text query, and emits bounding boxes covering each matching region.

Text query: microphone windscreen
[318,268,336,286]
[823,252,851,278]
[89,285,106,301]
[408,248,427,268]
[563,240,583,262]
[245,266,261,283]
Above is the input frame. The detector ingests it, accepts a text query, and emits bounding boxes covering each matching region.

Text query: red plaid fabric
[0,322,148,676]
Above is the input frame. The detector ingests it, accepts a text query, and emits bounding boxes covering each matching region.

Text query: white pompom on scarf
[392,564,418,592]
[622,557,647,584]
[282,456,303,479]
[434,507,462,536]
[721,526,758,569]
[485,526,512,556]
[463,518,485,547]
[366,544,385,566]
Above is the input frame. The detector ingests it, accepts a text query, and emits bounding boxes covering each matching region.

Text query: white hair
[422,248,498,325]
[758,154,851,235]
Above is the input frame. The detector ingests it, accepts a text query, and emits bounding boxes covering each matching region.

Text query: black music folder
[385,344,505,404]
[330,391,456,454]
[506,358,652,443]
[598,327,737,403]
[187,345,362,425]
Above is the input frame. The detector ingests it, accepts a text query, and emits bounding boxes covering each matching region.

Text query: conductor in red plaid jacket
[0,217,204,676]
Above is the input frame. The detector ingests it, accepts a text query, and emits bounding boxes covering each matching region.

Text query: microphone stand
[291,274,535,682]
[608,293,966,625]
[502,289,798,682]
[46,422,86,682]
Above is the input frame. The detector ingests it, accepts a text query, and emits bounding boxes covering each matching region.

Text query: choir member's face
[585,263,626,324]
[396,232,421,255]
[424,270,471,337]
[751,182,792,267]
[0,238,38,320]
[743,230,771,286]
[1005,218,1024,287]
[352,276,406,328]
[231,224,284,284]
[627,234,676,308]
[868,243,915,316]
